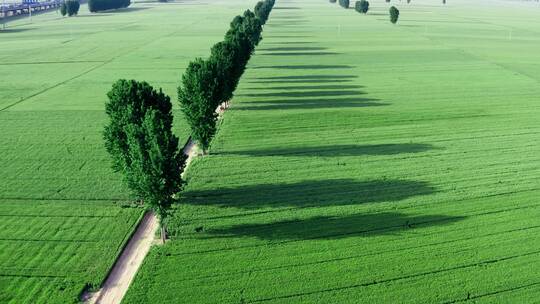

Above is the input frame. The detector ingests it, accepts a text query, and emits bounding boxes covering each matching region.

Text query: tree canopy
[355,0,369,13]
[339,0,350,8]
[104,79,186,221]
[88,0,130,12]
[61,0,79,16]
[390,6,399,24]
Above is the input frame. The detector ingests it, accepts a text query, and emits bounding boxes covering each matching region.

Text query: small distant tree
[60,2,67,16]
[389,6,399,23]
[66,0,80,16]
[385,0,390,3]
[339,0,349,8]
[442,0,446,4]
[407,0,411,3]
[178,58,220,153]
[330,0,337,2]
[104,79,186,243]
[355,0,369,13]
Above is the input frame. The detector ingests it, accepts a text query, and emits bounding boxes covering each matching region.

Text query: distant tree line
[89,0,130,12]
[329,0,400,23]
[103,0,275,240]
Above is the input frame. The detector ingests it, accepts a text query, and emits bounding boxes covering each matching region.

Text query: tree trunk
[161,225,167,244]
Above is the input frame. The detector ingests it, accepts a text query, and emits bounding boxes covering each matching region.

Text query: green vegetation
[179,59,221,152]
[180,2,273,153]
[355,0,369,13]
[4,0,540,303]
[339,0,349,8]
[0,1,254,302]
[60,2,67,16]
[390,6,399,24]
[88,0,130,13]
[254,0,275,24]
[124,0,540,303]
[104,80,186,225]
[65,0,80,16]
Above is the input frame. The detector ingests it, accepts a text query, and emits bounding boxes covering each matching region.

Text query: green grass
[124,0,540,303]
[0,1,257,302]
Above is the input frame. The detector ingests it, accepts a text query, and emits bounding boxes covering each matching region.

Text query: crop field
[0,1,253,303]
[123,0,540,303]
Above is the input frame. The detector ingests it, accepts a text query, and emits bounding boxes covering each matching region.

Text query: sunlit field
[2,0,540,302]
[125,0,540,303]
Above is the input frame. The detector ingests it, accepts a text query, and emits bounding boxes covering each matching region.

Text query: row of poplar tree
[103,0,276,241]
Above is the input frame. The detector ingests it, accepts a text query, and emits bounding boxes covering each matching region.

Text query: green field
[0,1,255,302]
[123,0,540,303]
[3,0,540,303]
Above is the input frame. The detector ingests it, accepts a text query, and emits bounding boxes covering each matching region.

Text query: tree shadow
[100,6,151,13]
[207,212,465,240]
[262,42,316,45]
[182,179,436,209]
[249,75,358,84]
[247,84,364,90]
[217,143,436,157]
[259,47,328,51]
[256,75,357,80]
[237,97,386,110]
[0,27,33,33]
[260,51,340,56]
[252,65,354,70]
[264,35,314,39]
[240,90,365,98]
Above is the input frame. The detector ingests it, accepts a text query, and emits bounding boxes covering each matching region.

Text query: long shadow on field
[263,42,317,45]
[264,35,314,39]
[247,84,363,90]
[182,179,435,209]
[248,75,358,84]
[239,90,365,98]
[237,97,385,110]
[100,6,151,13]
[252,65,353,70]
[217,143,435,157]
[259,47,328,51]
[0,28,34,33]
[208,212,465,240]
[260,52,340,56]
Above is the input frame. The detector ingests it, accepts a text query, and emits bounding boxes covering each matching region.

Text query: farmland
[123,0,540,303]
[2,0,540,303]
[0,1,253,303]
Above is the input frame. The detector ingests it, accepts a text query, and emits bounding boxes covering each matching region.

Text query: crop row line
[247,249,540,303]
[169,221,540,283]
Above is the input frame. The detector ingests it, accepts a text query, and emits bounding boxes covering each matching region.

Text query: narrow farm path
[82,212,159,304]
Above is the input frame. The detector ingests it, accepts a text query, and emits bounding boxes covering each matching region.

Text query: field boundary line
[0,13,208,113]
[0,60,114,112]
